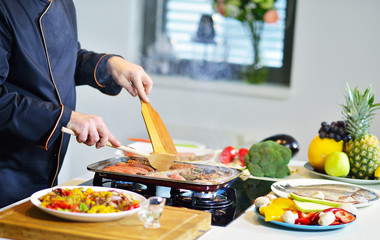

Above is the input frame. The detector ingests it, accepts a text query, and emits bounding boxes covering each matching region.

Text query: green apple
[324,152,350,177]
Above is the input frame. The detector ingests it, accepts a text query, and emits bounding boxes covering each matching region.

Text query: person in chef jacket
[0,0,153,208]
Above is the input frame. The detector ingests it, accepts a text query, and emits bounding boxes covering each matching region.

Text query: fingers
[122,77,138,98]
[67,111,121,149]
[130,73,153,103]
[106,133,121,149]
[107,57,153,103]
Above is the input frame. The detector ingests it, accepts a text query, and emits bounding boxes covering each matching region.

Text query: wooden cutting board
[0,200,211,240]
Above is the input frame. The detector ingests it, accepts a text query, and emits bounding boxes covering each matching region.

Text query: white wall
[59,0,380,183]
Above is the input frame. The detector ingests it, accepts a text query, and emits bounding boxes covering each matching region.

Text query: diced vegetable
[38,188,139,214]
[255,195,356,227]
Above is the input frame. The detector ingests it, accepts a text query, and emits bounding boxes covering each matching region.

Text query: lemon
[308,136,344,172]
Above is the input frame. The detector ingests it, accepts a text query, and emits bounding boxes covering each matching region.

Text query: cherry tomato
[238,148,249,166]
[219,146,237,164]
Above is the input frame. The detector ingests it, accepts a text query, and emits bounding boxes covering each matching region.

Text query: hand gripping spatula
[140,99,178,170]
[61,127,176,171]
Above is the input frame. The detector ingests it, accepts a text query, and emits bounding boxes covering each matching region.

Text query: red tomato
[238,148,249,166]
[219,146,237,164]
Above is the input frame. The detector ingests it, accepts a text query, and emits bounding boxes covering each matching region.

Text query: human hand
[107,56,153,103]
[66,111,121,149]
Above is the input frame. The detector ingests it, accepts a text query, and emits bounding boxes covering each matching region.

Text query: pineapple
[342,84,380,179]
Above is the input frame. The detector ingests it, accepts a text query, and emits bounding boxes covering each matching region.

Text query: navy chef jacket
[0,0,123,207]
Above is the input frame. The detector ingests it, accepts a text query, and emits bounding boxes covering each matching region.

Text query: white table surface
[199,160,380,240]
[1,160,379,240]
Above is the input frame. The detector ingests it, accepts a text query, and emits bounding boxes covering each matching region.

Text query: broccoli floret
[276,164,291,178]
[247,162,264,177]
[278,146,292,164]
[262,164,276,178]
[245,140,292,178]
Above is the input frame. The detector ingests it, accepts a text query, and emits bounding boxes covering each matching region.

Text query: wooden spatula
[140,100,179,165]
[61,127,177,171]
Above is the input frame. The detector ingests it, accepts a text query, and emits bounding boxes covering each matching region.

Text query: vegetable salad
[38,187,140,213]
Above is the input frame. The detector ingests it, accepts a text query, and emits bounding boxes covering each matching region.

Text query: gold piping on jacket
[43,104,64,150]
[38,0,64,187]
[93,53,110,88]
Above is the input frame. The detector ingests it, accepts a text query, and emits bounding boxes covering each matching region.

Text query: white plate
[241,166,304,182]
[31,186,146,222]
[271,179,379,208]
[124,142,216,163]
[172,139,206,149]
[304,162,380,185]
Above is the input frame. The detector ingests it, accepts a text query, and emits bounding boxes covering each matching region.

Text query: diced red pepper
[321,208,356,225]
[295,211,318,225]
[70,204,79,212]
[329,219,342,225]
[334,209,356,224]
[51,200,71,209]
[295,217,310,225]
[321,208,339,213]
[307,212,319,224]
[59,188,71,196]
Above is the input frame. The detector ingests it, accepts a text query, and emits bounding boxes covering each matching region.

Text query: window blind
[164,0,287,67]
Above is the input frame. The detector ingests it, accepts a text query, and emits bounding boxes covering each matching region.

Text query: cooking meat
[142,172,186,181]
[114,163,148,174]
[170,162,195,170]
[168,173,186,181]
[103,163,148,175]
[123,160,154,172]
[102,165,138,174]
[100,159,234,184]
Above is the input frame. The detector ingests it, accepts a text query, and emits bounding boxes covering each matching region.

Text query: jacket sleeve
[74,44,123,96]
[0,9,71,150]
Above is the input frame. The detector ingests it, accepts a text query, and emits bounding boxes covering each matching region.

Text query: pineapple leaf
[342,84,380,139]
